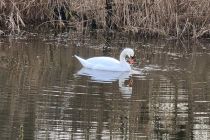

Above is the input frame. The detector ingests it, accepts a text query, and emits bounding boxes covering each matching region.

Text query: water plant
[0,0,210,38]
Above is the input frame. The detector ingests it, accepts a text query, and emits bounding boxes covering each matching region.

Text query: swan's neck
[120,52,127,63]
[119,50,132,71]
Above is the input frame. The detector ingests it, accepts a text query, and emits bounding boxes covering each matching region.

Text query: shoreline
[0,0,210,39]
[1,0,210,39]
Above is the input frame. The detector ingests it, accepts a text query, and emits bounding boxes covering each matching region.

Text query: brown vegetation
[1,0,210,38]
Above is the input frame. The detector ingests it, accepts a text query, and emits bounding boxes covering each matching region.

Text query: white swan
[74,48,134,71]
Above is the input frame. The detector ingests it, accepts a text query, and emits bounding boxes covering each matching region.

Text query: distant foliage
[0,0,210,38]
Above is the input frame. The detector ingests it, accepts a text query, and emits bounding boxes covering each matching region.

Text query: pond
[0,33,210,140]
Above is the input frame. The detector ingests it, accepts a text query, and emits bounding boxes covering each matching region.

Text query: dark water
[0,35,210,140]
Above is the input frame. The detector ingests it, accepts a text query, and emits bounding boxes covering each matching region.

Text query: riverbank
[1,0,210,38]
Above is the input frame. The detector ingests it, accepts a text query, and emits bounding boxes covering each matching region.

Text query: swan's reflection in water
[76,68,131,83]
[76,68,143,98]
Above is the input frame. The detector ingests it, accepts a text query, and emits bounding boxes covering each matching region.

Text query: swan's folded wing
[87,57,120,65]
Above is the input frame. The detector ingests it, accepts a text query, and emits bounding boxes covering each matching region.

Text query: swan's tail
[74,55,87,67]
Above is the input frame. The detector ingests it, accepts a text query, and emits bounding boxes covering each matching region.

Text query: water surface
[0,35,210,140]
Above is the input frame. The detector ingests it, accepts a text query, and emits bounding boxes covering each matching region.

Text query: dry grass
[1,0,210,38]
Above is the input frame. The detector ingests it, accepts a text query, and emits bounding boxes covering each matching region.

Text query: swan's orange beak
[128,56,136,64]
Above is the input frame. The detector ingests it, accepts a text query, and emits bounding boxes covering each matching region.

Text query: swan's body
[74,48,134,71]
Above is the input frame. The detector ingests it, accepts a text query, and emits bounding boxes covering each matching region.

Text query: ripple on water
[0,38,210,139]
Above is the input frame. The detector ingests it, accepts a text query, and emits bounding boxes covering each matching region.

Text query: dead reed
[0,0,210,38]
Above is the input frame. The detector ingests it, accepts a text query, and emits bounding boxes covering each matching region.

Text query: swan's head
[120,48,135,63]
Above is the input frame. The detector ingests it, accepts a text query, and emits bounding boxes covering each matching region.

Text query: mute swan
[74,48,134,71]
